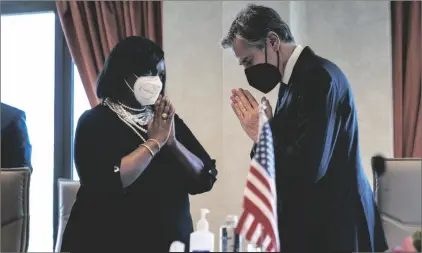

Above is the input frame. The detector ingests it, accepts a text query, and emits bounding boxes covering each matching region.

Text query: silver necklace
[104,98,153,126]
[104,98,153,142]
[119,102,146,112]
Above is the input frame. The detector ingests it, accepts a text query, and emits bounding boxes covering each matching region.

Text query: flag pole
[257,99,266,252]
[258,98,267,133]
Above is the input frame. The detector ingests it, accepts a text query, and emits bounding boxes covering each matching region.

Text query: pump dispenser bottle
[189,208,214,252]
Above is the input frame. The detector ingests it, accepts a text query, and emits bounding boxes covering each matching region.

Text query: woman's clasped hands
[147,95,176,148]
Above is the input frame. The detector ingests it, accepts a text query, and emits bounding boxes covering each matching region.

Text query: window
[72,63,91,181]
[1,1,73,249]
[1,11,55,251]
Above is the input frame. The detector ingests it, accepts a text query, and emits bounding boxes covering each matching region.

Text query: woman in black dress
[60,36,218,252]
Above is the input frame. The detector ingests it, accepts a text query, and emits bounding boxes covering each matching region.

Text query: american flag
[235,101,280,252]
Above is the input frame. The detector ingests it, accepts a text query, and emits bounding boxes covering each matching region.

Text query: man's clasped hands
[230,88,273,144]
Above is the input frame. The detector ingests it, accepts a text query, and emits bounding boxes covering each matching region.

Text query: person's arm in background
[391,235,419,252]
[167,114,218,195]
[8,111,32,171]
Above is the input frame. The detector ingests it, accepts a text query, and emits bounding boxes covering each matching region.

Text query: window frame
[1,1,73,248]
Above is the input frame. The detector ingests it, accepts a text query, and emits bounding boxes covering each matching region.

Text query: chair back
[375,158,422,247]
[1,167,31,252]
[54,179,80,252]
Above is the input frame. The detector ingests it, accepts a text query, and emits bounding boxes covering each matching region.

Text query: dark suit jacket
[1,103,32,170]
[251,47,388,252]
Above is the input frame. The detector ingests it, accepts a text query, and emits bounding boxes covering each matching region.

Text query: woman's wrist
[138,140,160,158]
[145,139,161,153]
[146,138,161,151]
[139,143,155,157]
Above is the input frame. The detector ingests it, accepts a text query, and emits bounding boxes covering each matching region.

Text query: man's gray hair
[221,4,295,49]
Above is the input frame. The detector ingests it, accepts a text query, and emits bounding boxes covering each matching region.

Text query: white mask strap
[124,73,140,92]
[124,79,134,92]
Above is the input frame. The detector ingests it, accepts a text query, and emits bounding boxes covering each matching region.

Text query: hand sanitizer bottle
[189,208,214,252]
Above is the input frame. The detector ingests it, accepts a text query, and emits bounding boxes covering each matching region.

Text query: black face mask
[244,43,281,94]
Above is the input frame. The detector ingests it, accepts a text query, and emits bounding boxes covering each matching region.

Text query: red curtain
[56,1,162,107]
[391,0,422,158]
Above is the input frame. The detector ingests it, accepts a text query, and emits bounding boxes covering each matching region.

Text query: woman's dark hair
[96,36,165,101]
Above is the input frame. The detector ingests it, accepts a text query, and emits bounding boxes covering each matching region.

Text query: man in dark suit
[221,4,388,252]
[1,102,32,170]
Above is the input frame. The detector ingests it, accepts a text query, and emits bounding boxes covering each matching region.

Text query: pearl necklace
[104,98,152,142]
[104,98,153,125]
[119,102,146,112]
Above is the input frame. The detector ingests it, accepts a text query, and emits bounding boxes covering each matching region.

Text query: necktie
[275,85,289,114]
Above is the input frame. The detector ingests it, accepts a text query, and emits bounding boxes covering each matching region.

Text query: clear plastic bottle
[219,215,242,252]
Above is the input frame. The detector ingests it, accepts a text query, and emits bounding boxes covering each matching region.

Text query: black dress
[60,104,218,252]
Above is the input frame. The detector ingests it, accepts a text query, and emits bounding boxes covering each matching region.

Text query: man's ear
[267,32,280,51]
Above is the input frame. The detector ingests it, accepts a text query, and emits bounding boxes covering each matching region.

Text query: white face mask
[125,74,163,106]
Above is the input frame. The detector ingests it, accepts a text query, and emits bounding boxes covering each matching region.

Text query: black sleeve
[8,112,32,170]
[74,110,124,195]
[274,70,342,188]
[174,114,218,195]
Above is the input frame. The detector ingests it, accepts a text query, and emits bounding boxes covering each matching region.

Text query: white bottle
[189,208,214,252]
[169,241,185,252]
[247,243,262,252]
